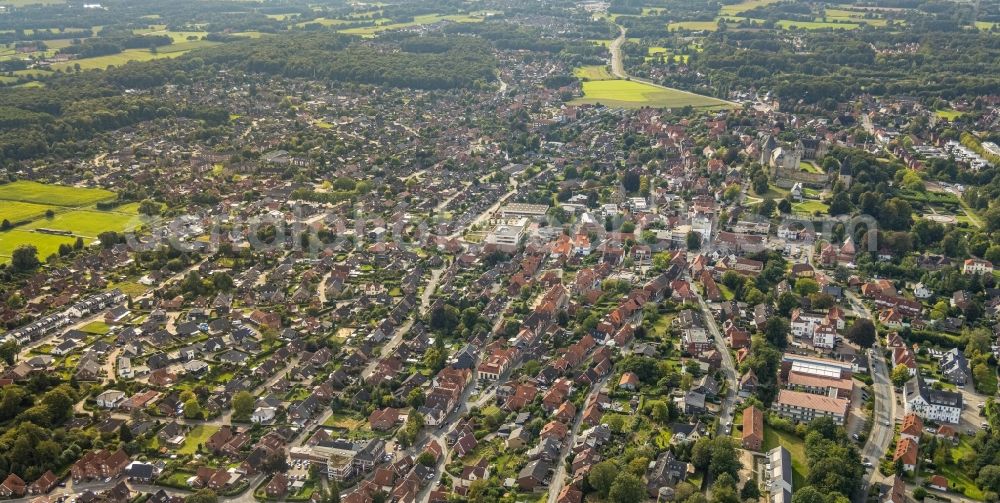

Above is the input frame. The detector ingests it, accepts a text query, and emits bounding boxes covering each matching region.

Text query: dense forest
[200,33,497,90]
[667,29,1000,105]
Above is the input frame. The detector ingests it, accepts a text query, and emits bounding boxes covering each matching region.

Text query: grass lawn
[718,283,735,301]
[571,79,733,109]
[80,321,111,335]
[935,109,965,121]
[178,425,219,455]
[974,363,998,395]
[323,413,365,429]
[110,281,150,297]
[793,200,829,215]
[23,209,145,238]
[923,438,985,499]
[753,183,790,199]
[763,425,808,488]
[731,411,744,441]
[800,160,823,174]
[668,21,718,31]
[0,201,58,223]
[975,21,997,30]
[0,180,115,206]
[574,65,615,81]
[161,469,196,488]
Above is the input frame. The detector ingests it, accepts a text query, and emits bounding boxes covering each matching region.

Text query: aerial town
[0,2,998,503]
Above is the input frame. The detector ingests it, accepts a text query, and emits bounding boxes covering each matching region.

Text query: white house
[96,390,127,409]
[765,446,792,503]
[251,406,277,424]
[812,324,837,350]
[790,309,826,338]
[913,283,933,299]
[904,375,962,424]
[963,258,993,275]
[118,357,134,379]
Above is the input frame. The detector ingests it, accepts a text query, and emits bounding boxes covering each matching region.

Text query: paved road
[694,290,738,437]
[547,373,612,503]
[849,290,896,500]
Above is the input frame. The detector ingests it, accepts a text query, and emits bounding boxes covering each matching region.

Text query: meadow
[0,230,86,262]
[571,79,734,109]
[0,181,149,263]
[49,43,217,71]
[23,209,144,238]
[0,201,57,223]
[668,21,719,31]
[720,0,782,16]
[776,19,861,30]
[0,180,114,206]
[573,65,615,81]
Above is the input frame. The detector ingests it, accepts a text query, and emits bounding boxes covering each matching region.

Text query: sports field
[571,79,734,109]
[0,181,115,206]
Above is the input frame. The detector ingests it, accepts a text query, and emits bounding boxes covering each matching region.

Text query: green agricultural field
[777,19,860,30]
[573,65,614,81]
[156,40,219,54]
[720,0,781,15]
[296,17,356,27]
[23,209,144,238]
[133,28,208,43]
[0,181,115,206]
[49,47,203,71]
[820,8,889,25]
[668,20,718,31]
[0,230,85,262]
[337,13,488,36]
[571,79,734,109]
[0,201,58,223]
